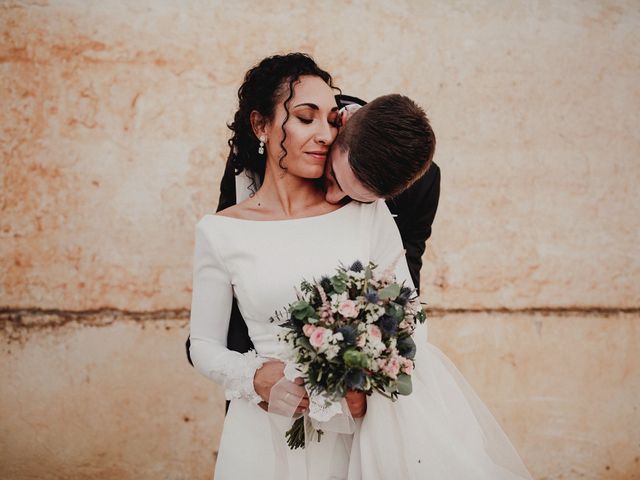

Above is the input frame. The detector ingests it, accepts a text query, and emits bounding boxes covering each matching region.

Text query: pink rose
[380,357,401,379]
[302,324,316,337]
[310,327,329,349]
[367,324,382,343]
[401,358,414,375]
[337,300,359,318]
[356,334,366,348]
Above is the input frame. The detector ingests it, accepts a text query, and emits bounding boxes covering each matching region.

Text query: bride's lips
[305,151,328,162]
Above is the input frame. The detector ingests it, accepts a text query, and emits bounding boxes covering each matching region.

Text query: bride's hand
[253,360,286,402]
[345,390,367,418]
[253,360,309,414]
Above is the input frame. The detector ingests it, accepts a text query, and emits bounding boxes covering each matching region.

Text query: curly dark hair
[227,53,338,183]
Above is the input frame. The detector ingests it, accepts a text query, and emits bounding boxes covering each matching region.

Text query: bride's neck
[255,164,326,217]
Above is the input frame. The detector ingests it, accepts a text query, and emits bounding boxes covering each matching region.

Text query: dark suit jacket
[186,95,441,371]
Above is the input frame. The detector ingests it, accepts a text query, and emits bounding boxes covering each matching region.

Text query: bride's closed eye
[296,116,340,129]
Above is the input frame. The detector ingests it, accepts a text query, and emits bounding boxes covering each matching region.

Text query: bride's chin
[291,165,326,180]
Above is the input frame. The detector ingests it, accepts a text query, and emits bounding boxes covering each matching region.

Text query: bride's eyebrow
[294,103,339,112]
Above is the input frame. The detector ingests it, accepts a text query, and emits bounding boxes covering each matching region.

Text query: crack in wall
[0,307,190,343]
[2,305,638,340]
[427,307,640,317]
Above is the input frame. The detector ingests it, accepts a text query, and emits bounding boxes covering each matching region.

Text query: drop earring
[258,136,265,155]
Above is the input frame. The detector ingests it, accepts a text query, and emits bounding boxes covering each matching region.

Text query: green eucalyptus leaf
[396,373,413,396]
[386,303,405,321]
[292,300,311,312]
[331,276,347,293]
[378,283,401,300]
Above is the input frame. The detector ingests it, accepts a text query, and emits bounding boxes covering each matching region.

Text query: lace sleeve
[219,350,266,403]
[189,218,265,404]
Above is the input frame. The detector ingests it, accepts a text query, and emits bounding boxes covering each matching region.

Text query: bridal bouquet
[272,259,426,449]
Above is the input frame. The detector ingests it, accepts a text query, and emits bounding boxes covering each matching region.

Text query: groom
[187,93,440,416]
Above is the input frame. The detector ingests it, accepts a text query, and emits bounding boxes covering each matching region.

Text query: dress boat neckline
[207,201,356,224]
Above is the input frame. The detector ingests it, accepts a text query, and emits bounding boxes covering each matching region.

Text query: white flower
[330,292,348,305]
[365,304,385,323]
[325,344,341,360]
[348,271,365,281]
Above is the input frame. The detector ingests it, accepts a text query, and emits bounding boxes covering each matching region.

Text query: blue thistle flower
[345,368,365,390]
[395,286,414,306]
[349,260,364,272]
[365,288,379,304]
[379,314,399,337]
[319,276,332,294]
[336,325,357,346]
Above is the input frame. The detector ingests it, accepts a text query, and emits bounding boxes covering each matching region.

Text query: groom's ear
[250,110,268,139]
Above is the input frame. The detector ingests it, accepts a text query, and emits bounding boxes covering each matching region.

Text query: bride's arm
[189,218,266,404]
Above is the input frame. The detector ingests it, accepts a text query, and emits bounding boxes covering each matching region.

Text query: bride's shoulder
[195,204,248,244]
[196,199,254,225]
[215,203,246,219]
[358,199,392,217]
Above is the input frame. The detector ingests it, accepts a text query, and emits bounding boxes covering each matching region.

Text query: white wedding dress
[189,200,532,480]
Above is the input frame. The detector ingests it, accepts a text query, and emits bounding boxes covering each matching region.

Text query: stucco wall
[1,1,639,479]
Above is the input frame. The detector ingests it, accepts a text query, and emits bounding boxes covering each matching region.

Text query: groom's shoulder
[406,161,440,198]
[388,162,440,209]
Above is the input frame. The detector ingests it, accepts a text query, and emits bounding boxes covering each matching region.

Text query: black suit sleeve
[217,156,237,212]
[386,163,441,294]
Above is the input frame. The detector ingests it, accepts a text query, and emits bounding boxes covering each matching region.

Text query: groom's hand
[338,103,362,128]
[253,360,309,414]
[345,390,367,418]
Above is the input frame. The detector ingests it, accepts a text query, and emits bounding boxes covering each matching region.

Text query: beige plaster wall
[1,1,639,479]
[2,313,638,479]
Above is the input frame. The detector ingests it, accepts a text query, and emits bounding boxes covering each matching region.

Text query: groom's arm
[217,155,237,212]
[387,162,441,294]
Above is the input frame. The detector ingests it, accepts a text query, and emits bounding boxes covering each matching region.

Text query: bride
[189,53,532,479]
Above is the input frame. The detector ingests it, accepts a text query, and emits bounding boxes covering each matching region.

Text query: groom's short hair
[334,94,435,198]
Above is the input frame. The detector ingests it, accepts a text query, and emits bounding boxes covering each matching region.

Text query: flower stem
[285,417,306,450]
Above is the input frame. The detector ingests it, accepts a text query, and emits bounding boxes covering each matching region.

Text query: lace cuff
[308,392,344,422]
[221,350,267,404]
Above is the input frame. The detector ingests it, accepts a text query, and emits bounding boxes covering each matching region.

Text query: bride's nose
[315,121,336,145]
